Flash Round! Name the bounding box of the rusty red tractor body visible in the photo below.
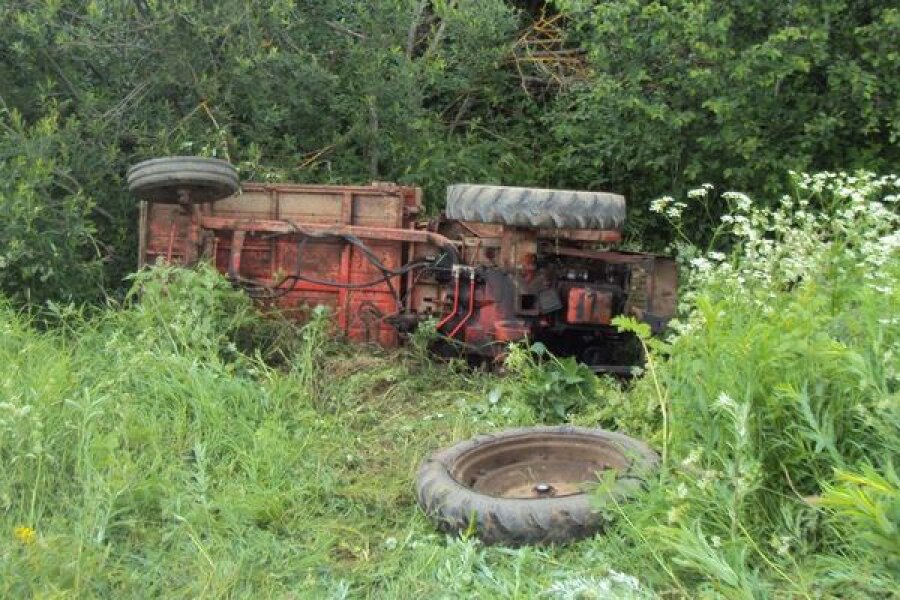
[131,157,676,372]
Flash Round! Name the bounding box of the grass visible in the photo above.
[2,171,899,598]
[0,267,637,598]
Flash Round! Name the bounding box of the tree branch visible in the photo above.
[406,0,429,58]
[325,20,366,40]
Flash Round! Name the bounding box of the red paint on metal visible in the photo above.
[436,275,461,331]
[448,273,476,339]
[566,288,613,325]
[166,218,177,262]
[493,320,530,342]
[198,216,458,250]
[227,229,246,279]
[141,182,425,346]
[136,178,678,363]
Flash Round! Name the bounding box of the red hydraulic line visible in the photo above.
[448,272,476,339]
[436,272,461,330]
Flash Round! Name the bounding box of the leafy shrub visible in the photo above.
[0,262,566,598]
[123,261,255,356]
[501,341,598,423]
[819,464,900,559]
[0,110,103,305]
[600,171,900,597]
[547,2,900,242]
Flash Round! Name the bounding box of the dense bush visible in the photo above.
[0,110,104,304]
[500,341,598,422]
[0,261,567,597]
[1,2,897,304]
[549,2,900,243]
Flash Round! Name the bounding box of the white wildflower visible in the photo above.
[665,201,688,219]
[770,535,792,557]
[690,257,712,273]
[667,506,684,524]
[681,448,702,467]
[723,191,752,211]
[649,196,674,214]
[543,571,648,599]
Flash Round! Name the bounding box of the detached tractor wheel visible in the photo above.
[416,426,657,546]
[127,156,240,203]
[445,184,626,230]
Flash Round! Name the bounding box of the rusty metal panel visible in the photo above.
[214,189,275,219]
[138,200,148,269]
[140,181,421,346]
[623,257,677,331]
[566,287,613,325]
[143,202,191,265]
[352,194,403,228]
[647,257,678,320]
[278,191,344,224]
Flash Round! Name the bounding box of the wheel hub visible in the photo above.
[450,432,630,499]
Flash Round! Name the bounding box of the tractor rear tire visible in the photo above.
[445,184,626,230]
[415,425,657,546]
[127,156,240,203]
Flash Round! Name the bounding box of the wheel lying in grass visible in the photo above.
[445,184,626,230]
[127,156,240,203]
[416,425,658,546]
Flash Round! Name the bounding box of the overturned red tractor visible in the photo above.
[130,157,676,372]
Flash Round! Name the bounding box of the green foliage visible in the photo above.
[820,464,900,559]
[3,2,897,305]
[291,304,334,406]
[596,172,900,597]
[0,265,598,598]
[546,1,900,242]
[124,261,254,355]
[501,341,599,422]
[0,109,103,305]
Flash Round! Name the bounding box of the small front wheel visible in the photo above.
[127,156,240,203]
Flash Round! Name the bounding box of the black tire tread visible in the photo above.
[415,425,657,546]
[446,184,626,231]
[127,156,239,203]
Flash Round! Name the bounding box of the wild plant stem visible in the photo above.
[609,494,688,597]
[737,520,809,599]
[641,338,668,470]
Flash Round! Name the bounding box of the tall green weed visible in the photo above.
[0,263,556,597]
[600,172,900,597]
